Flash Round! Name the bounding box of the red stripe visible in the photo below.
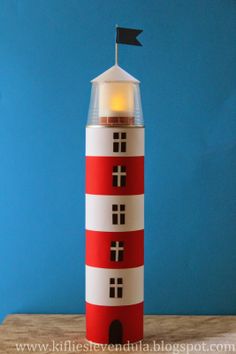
[86,302,143,344]
[86,230,144,268]
[86,156,144,195]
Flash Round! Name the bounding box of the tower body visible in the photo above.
[85,65,144,344]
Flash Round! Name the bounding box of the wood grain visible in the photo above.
[0,315,236,354]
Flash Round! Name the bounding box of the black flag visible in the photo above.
[116,27,143,46]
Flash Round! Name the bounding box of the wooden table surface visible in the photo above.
[0,315,236,354]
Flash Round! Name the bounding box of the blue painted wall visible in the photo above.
[0,0,236,322]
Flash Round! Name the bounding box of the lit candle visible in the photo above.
[99,82,134,118]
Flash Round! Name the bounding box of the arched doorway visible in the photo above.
[109,319,123,344]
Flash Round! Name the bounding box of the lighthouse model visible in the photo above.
[85,27,144,345]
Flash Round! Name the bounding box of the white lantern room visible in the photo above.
[87,65,143,126]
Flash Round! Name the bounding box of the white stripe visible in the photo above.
[86,265,144,306]
[86,127,144,157]
[86,194,144,232]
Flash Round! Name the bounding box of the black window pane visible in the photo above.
[110,278,115,284]
[113,142,119,152]
[120,204,125,211]
[110,250,116,262]
[112,204,118,211]
[113,175,118,187]
[112,214,118,225]
[111,241,116,247]
[117,287,123,298]
[117,278,123,284]
[113,166,118,172]
[121,132,126,139]
[121,142,126,152]
[121,166,126,172]
[118,250,124,261]
[113,132,119,139]
[120,214,125,225]
[110,287,115,298]
[121,175,126,187]
[119,241,124,247]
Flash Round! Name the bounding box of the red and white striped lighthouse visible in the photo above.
[85,64,144,344]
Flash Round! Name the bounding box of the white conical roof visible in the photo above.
[91,64,139,83]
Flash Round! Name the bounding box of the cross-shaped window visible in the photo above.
[113,132,127,153]
[112,204,125,225]
[110,241,124,262]
[112,165,126,187]
[109,277,123,298]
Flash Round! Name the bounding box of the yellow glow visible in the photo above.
[110,94,127,111]
[99,82,134,117]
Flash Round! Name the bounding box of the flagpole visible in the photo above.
[115,24,118,65]
[115,42,118,65]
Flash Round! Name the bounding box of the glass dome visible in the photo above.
[87,65,143,126]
